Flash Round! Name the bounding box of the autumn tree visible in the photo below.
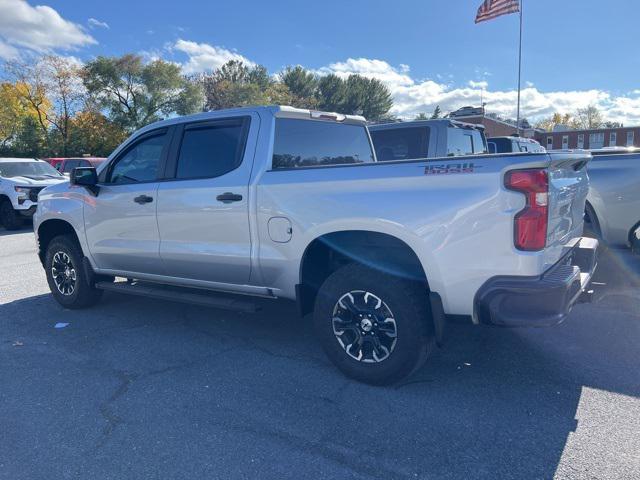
[574,104,604,129]
[67,110,128,157]
[6,56,88,155]
[0,82,42,150]
[535,112,575,131]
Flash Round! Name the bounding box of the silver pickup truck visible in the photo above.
[34,106,597,384]
[584,148,640,248]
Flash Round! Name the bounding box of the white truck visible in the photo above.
[34,106,597,384]
[0,158,67,230]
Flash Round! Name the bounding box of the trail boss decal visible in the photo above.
[424,162,480,175]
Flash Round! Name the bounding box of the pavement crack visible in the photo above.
[96,370,137,448]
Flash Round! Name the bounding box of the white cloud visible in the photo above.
[173,39,251,74]
[468,80,488,89]
[317,56,640,125]
[317,58,414,89]
[87,17,109,29]
[0,0,96,59]
[0,39,19,60]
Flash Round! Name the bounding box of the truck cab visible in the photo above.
[487,136,546,154]
[369,119,487,161]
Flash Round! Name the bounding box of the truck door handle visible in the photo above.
[134,195,153,204]
[216,192,243,203]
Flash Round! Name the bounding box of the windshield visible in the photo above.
[0,161,63,179]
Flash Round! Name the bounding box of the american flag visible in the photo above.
[475,0,520,23]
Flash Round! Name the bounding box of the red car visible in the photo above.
[45,157,107,175]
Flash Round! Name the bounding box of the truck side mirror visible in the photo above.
[70,167,99,195]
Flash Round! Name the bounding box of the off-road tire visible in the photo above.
[314,263,435,385]
[45,234,103,309]
[0,200,23,230]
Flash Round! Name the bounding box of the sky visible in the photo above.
[1,0,639,124]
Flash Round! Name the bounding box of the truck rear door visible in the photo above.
[155,114,258,285]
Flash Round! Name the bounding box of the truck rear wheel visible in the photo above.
[0,200,23,230]
[45,235,103,309]
[313,263,434,385]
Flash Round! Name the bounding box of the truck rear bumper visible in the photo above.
[474,237,598,327]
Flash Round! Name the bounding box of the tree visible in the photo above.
[430,105,442,119]
[574,104,604,129]
[6,56,87,155]
[342,75,393,121]
[202,60,292,111]
[535,112,575,131]
[10,116,48,157]
[414,112,429,120]
[280,66,318,108]
[83,54,202,132]
[317,74,347,113]
[316,74,393,121]
[0,82,42,150]
[67,110,128,157]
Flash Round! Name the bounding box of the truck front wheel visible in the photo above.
[0,200,23,230]
[45,235,103,309]
[313,263,434,385]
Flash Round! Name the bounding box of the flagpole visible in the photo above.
[515,0,523,136]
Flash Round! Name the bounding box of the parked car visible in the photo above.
[0,158,67,230]
[487,136,546,154]
[584,148,640,248]
[369,119,487,160]
[34,106,597,385]
[46,157,107,176]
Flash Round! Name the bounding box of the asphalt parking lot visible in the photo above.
[1,226,639,480]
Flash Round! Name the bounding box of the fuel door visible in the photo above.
[268,217,292,243]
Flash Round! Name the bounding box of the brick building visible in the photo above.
[532,126,640,150]
[448,107,538,138]
[448,106,640,150]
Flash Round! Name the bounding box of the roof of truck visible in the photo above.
[368,119,485,131]
[488,136,541,143]
[135,105,367,136]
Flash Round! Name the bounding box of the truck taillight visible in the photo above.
[505,168,548,251]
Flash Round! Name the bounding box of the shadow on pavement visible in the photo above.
[1,259,639,480]
[0,222,33,237]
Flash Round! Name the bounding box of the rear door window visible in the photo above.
[370,127,430,161]
[272,119,374,169]
[447,128,487,156]
[175,118,249,179]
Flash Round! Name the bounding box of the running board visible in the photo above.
[95,280,259,313]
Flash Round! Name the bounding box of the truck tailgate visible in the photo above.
[545,152,591,268]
